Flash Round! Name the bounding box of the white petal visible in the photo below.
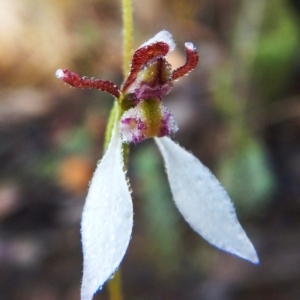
[81,126,133,300]
[139,30,176,53]
[155,137,259,263]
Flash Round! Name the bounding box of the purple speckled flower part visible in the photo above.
[159,106,178,137]
[119,102,178,144]
[120,108,147,144]
[134,82,173,100]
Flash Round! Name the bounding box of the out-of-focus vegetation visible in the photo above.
[1,0,300,299]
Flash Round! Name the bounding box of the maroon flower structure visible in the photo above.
[56,31,198,144]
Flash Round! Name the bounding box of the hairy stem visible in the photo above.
[106,1,134,300]
[122,0,133,77]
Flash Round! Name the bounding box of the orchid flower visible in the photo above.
[56,30,259,300]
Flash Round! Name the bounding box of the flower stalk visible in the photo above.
[107,269,123,300]
[106,0,134,298]
[122,0,133,77]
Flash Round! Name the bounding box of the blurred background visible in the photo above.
[1,0,300,299]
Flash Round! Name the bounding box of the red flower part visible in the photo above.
[172,42,199,81]
[55,69,121,98]
[121,42,170,94]
[133,57,173,100]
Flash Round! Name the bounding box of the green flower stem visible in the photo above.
[107,269,123,300]
[104,101,119,151]
[120,0,133,164]
[104,0,133,151]
[106,1,133,299]
[122,0,133,77]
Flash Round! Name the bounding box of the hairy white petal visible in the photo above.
[139,30,176,53]
[155,137,259,263]
[81,126,133,300]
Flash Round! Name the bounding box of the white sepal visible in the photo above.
[81,126,133,300]
[155,137,259,264]
[139,30,176,53]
